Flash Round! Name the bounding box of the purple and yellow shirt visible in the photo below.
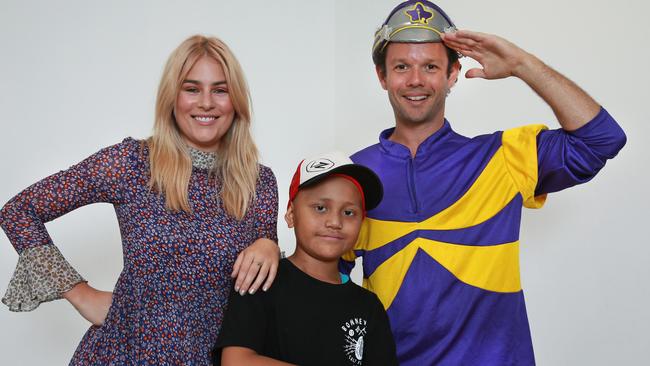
[342,108,626,365]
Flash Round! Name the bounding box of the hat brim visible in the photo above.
[299,164,384,211]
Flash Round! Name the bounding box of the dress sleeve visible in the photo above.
[212,287,268,364]
[0,138,137,311]
[363,294,399,366]
[253,165,278,243]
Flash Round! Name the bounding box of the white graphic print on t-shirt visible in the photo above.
[341,317,367,365]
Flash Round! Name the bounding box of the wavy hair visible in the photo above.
[148,35,259,219]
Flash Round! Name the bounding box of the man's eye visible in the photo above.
[426,64,438,71]
[395,64,407,71]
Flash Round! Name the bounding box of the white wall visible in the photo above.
[1,0,647,364]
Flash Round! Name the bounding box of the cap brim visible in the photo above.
[299,164,384,211]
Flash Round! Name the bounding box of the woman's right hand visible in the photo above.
[63,282,113,326]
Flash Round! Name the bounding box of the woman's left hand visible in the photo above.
[231,238,280,295]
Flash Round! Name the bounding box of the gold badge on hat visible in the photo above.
[404,2,434,25]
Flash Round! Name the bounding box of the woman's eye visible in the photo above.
[213,88,228,94]
[184,87,199,93]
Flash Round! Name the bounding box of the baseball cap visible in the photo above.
[288,151,383,212]
[372,0,457,64]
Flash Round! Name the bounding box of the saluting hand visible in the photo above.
[442,30,532,80]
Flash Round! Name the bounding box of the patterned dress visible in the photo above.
[0,138,279,365]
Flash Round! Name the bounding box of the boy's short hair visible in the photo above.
[288,151,383,212]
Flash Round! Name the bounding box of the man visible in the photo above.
[340,1,627,365]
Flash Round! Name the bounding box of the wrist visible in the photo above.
[511,50,543,80]
[63,282,91,303]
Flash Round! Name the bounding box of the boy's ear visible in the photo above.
[284,203,295,228]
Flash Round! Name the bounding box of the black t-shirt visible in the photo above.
[214,258,398,366]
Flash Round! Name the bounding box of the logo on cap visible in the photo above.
[306,159,335,172]
[405,2,434,24]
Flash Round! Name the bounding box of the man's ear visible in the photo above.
[284,203,295,228]
[376,65,388,90]
[448,60,461,89]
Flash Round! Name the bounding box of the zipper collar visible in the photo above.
[379,119,453,159]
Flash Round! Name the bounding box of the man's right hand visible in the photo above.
[63,282,113,326]
[441,30,600,131]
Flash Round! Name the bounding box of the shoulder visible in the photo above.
[345,281,385,308]
[258,163,276,180]
[95,137,147,160]
[256,164,277,192]
[75,137,147,169]
[500,125,549,153]
[351,143,382,163]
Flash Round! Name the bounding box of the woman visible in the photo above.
[0,35,279,365]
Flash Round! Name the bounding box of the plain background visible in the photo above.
[1,0,647,364]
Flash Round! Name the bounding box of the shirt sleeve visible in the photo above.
[253,165,278,243]
[339,219,372,275]
[501,107,626,208]
[0,138,137,311]
[535,107,627,195]
[213,287,268,364]
[363,294,399,366]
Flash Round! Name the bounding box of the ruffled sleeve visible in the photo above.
[2,244,85,311]
[0,138,140,311]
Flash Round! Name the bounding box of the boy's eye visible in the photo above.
[343,209,356,217]
[314,205,326,213]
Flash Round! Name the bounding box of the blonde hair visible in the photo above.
[148,35,259,219]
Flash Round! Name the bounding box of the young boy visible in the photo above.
[213,152,398,366]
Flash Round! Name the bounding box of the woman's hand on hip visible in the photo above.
[63,282,113,326]
[231,238,280,295]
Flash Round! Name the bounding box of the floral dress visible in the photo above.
[0,138,278,365]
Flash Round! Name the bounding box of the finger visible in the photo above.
[453,29,487,42]
[465,68,487,79]
[442,39,478,56]
[249,261,270,294]
[441,39,464,50]
[446,43,473,55]
[231,250,245,279]
[234,255,254,293]
[446,36,479,49]
[238,259,262,295]
[263,262,278,292]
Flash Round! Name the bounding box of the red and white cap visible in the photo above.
[288,151,383,212]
